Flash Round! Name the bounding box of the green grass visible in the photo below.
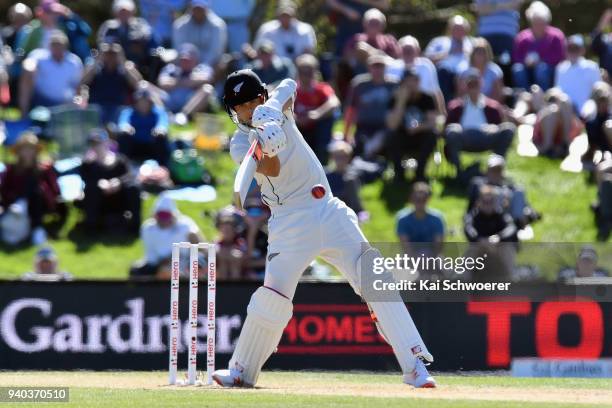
[0,115,606,280]
[2,371,611,408]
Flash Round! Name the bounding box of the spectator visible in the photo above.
[246,40,296,89]
[591,9,612,80]
[138,0,187,47]
[464,185,517,281]
[210,0,255,54]
[511,1,565,91]
[79,129,141,233]
[468,154,540,229]
[594,158,612,240]
[344,54,398,159]
[386,35,445,114]
[18,30,82,114]
[80,42,142,125]
[424,15,473,102]
[2,3,33,51]
[0,132,63,245]
[326,140,366,218]
[19,0,91,63]
[172,0,227,69]
[386,67,438,182]
[97,0,158,79]
[472,0,522,59]
[458,37,504,102]
[242,194,270,280]
[554,35,601,114]
[131,194,203,280]
[558,245,609,281]
[582,82,611,163]
[118,84,170,165]
[295,53,339,164]
[254,0,316,61]
[445,68,515,177]
[396,182,445,257]
[215,207,247,280]
[158,43,213,114]
[343,8,400,74]
[326,0,390,56]
[21,246,73,281]
[532,87,580,157]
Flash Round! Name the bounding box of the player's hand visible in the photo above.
[256,122,287,157]
[252,105,285,128]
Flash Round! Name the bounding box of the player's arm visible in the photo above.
[256,155,280,177]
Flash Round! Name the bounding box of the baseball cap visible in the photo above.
[567,34,585,48]
[257,40,275,54]
[113,0,135,13]
[487,154,506,168]
[367,54,386,66]
[36,246,57,262]
[223,69,266,112]
[154,195,177,216]
[191,0,210,9]
[134,84,153,101]
[277,0,296,16]
[579,245,598,262]
[88,128,110,144]
[178,43,200,60]
[461,67,481,82]
[49,30,68,46]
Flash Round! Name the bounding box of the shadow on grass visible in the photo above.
[67,222,138,253]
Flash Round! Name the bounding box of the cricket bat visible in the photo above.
[233,138,263,210]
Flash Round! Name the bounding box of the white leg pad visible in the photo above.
[228,287,293,386]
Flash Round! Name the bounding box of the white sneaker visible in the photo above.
[31,227,48,245]
[212,365,247,387]
[403,358,436,388]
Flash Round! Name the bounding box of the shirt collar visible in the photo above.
[465,94,485,108]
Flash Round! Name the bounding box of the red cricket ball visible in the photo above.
[311,184,326,199]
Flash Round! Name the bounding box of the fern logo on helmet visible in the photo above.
[233,82,244,94]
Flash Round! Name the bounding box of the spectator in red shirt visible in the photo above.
[0,132,63,245]
[295,54,341,164]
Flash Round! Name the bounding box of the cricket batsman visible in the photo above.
[212,69,436,388]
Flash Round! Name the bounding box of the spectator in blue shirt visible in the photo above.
[118,83,170,165]
[396,182,445,257]
[138,0,187,47]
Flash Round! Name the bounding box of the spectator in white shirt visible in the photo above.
[253,0,316,61]
[18,30,82,114]
[130,194,203,280]
[172,0,227,68]
[385,35,445,114]
[21,246,73,282]
[555,34,601,113]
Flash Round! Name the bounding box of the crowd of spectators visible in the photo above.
[0,0,609,282]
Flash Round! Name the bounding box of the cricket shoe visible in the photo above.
[403,357,436,388]
[212,364,248,387]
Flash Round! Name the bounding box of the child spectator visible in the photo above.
[118,84,170,165]
[386,67,438,182]
[558,245,609,281]
[20,246,72,281]
[396,182,445,258]
[158,43,213,114]
[444,68,515,178]
[464,185,517,281]
[18,30,82,114]
[172,0,227,69]
[468,154,540,229]
[254,0,316,61]
[0,132,63,245]
[424,15,473,102]
[511,1,565,91]
[326,140,366,220]
[344,54,398,159]
[80,42,142,125]
[246,41,296,89]
[98,0,158,79]
[79,129,141,233]
[131,194,203,280]
[215,207,248,280]
[295,54,340,164]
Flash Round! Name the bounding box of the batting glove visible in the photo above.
[252,105,285,128]
[256,122,287,157]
